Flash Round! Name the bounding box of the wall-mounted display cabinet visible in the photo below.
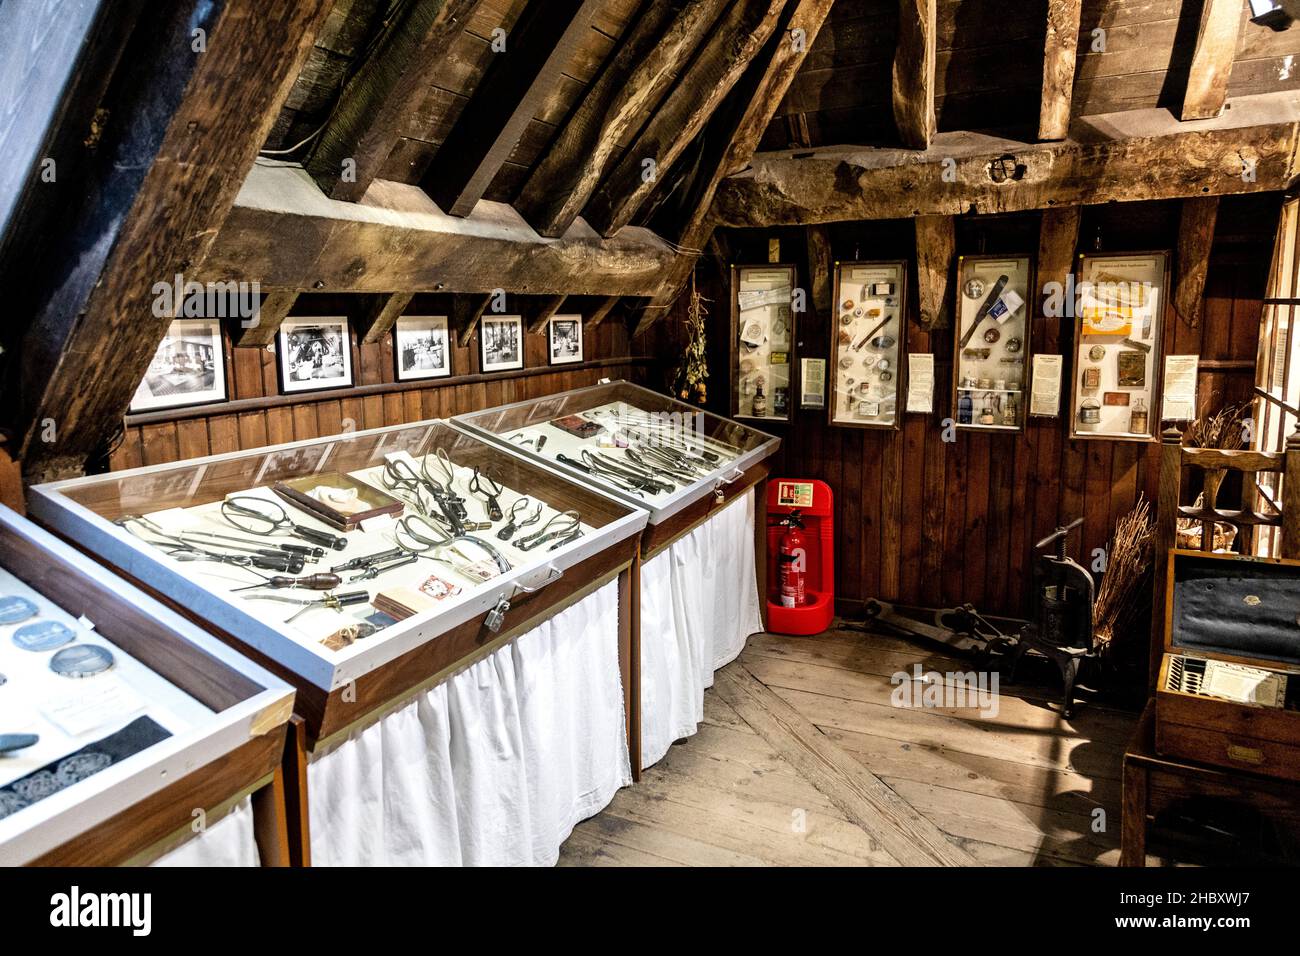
[952,254,1035,432]
[0,506,294,866]
[1068,251,1170,441]
[28,423,646,746]
[828,260,907,429]
[731,264,797,423]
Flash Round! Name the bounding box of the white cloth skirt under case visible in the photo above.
[151,796,260,866]
[305,579,630,866]
[638,489,763,771]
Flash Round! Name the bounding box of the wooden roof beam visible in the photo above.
[892,0,937,149]
[514,0,729,238]
[354,292,416,346]
[711,91,1300,227]
[524,294,568,335]
[304,0,477,202]
[580,0,787,238]
[199,164,679,298]
[1174,196,1220,329]
[234,291,300,348]
[1181,0,1244,121]
[419,0,602,217]
[630,0,838,335]
[1038,0,1082,141]
[2,0,330,479]
[453,293,493,349]
[914,215,954,331]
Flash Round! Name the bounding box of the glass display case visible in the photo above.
[731,264,797,422]
[828,260,907,429]
[1069,251,1169,441]
[0,505,293,866]
[28,422,646,721]
[451,380,781,527]
[952,254,1035,432]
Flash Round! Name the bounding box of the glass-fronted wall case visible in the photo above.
[452,380,781,524]
[828,260,907,429]
[952,254,1035,432]
[28,423,645,693]
[1068,251,1169,441]
[731,264,797,423]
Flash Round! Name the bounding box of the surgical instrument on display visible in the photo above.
[221,495,348,551]
[396,514,513,578]
[230,572,343,593]
[180,529,324,561]
[117,515,306,573]
[497,498,543,541]
[241,589,372,624]
[580,450,674,495]
[332,547,407,573]
[468,467,505,522]
[509,433,547,451]
[347,552,419,583]
[516,511,581,552]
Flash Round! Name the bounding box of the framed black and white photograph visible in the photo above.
[277,316,353,394]
[479,315,523,372]
[129,319,227,412]
[547,314,583,365]
[394,315,451,381]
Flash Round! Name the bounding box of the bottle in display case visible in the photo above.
[827,261,908,430]
[731,265,797,423]
[951,254,1034,432]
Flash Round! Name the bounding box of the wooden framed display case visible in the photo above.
[731,264,798,423]
[453,381,781,772]
[828,260,908,430]
[27,423,645,773]
[952,254,1035,432]
[1069,250,1170,441]
[0,505,295,866]
[1155,550,1300,782]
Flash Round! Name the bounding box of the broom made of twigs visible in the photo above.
[1182,401,1249,450]
[1094,494,1154,652]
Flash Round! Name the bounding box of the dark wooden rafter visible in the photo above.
[200,166,678,298]
[514,0,730,238]
[3,0,331,479]
[581,0,788,238]
[1039,0,1082,141]
[453,292,494,348]
[303,0,477,201]
[1174,196,1220,329]
[1035,205,1082,316]
[353,291,415,345]
[234,291,300,348]
[523,294,568,335]
[891,0,937,150]
[633,0,838,335]
[1181,0,1244,121]
[419,0,603,217]
[712,92,1300,227]
[913,215,954,331]
[583,295,622,330]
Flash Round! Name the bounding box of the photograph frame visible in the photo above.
[730,263,799,423]
[547,314,584,366]
[128,318,228,413]
[394,314,452,381]
[950,253,1036,434]
[826,259,909,431]
[1068,250,1171,442]
[276,316,354,395]
[479,314,524,373]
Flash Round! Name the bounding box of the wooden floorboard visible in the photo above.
[559,622,1138,867]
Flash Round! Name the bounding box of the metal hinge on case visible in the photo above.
[482,566,563,633]
[712,468,745,502]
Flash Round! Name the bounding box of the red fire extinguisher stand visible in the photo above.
[765,479,834,635]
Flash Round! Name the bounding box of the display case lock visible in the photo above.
[712,468,745,502]
[484,596,511,634]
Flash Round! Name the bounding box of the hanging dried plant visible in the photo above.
[1094,495,1154,653]
[1182,401,1249,450]
[670,272,709,405]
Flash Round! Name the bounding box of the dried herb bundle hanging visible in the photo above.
[671,272,709,405]
[1094,494,1154,654]
[1182,401,1249,449]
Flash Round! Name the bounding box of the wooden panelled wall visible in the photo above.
[713,194,1280,618]
[109,294,649,471]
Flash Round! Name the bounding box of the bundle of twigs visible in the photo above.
[1094,495,1154,653]
[670,272,710,405]
[1182,401,1249,449]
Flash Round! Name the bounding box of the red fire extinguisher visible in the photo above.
[777,510,807,609]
